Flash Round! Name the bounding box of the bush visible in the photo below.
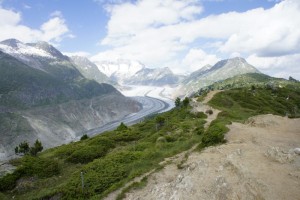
[0,156,60,191]
[66,146,109,163]
[0,172,21,191]
[112,130,141,142]
[117,122,128,131]
[182,97,190,107]
[67,137,115,163]
[201,121,228,146]
[19,156,60,178]
[194,126,205,135]
[80,134,89,140]
[205,109,213,115]
[193,112,207,118]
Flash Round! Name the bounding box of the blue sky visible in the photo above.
[0,0,300,78]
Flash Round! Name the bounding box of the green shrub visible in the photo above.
[201,121,228,147]
[0,156,59,192]
[66,146,108,164]
[0,172,21,191]
[112,130,141,142]
[80,134,89,140]
[116,122,128,131]
[193,111,207,118]
[18,156,60,178]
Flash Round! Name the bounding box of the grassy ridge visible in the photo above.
[0,106,206,199]
[200,83,300,148]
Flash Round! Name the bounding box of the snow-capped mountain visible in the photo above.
[0,39,67,61]
[0,39,142,160]
[181,57,260,95]
[71,56,110,84]
[94,59,145,83]
[94,59,181,86]
[126,67,180,86]
[0,39,66,72]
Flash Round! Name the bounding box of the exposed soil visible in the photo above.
[124,114,300,200]
[104,91,221,200]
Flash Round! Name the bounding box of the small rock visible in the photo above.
[294,148,300,155]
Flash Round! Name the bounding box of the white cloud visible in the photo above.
[95,0,300,77]
[182,48,219,72]
[247,53,300,79]
[23,4,31,9]
[93,0,203,68]
[50,10,63,18]
[0,8,73,45]
[40,17,70,43]
[219,1,300,57]
[102,0,202,46]
[0,7,20,26]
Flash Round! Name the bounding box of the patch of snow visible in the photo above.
[94,59,144,78]
[0,43,54,59]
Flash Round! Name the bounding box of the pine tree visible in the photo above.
[182,97,190,107]
[30,139,43,156]
[175,97,181,107]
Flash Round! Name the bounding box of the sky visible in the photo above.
[0,0,300,79]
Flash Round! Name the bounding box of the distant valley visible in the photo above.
[0,39,142,160]
[0,38,293,161]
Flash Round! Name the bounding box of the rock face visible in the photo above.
[124,115,300,200]
[70,56,110,84]
[0,39,142,161]
[181,57,260,95]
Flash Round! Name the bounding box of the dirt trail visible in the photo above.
[104,91,222,200]
[191,90,221,129]
[124,114,300,200]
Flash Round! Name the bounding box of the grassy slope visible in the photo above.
[1,74,299,199]
[0,51,117,109]
[0,106,206,199]
[200,82,300,148]
[197,73,294,94]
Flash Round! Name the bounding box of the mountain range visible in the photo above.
[0,38,270,160]
[95,60,181,86]
[0,39,141,160]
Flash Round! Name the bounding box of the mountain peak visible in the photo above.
[212,57,258,72]
[0,39,23,48]
[229,57,247,62]
[27,41,66,60]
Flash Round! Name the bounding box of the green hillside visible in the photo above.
[199,83,300,148]
[197,73,294,95]
[0,51,117,109]
[1,74,299,199]
[0,105,206,199]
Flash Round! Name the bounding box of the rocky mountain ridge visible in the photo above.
[180,57,261,95]
[0,39,142,161]
[70,56,110,84]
